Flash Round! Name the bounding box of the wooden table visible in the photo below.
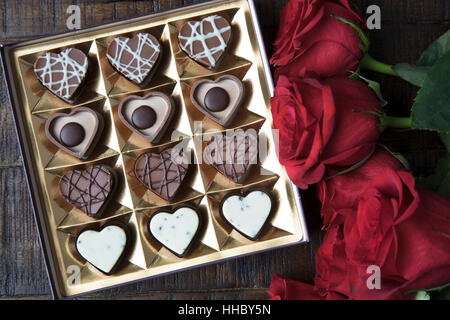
[0,0,447,299]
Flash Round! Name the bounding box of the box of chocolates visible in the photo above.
[0,0,309,298]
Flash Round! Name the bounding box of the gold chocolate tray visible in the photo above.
[0,0,308,298]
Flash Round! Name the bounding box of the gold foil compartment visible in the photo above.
[122,138,205,211]
[135,196,219,267]
[96,24,178,97]
[6,0,306,297]
[44,154,132,228]
[56,212,148,287]
[32,99,120,170]
[19,40,105,114]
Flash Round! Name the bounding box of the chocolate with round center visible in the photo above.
[203,130,258,184]
[34,48,88,104]
[59,165,117,217]
[132,105,157,129]
[204,87,229,112]
[45,107,104,160]
[60,122,85,147]
[134,148,189,200]
[178,15,232,70]
[118,91,175,144]
[190,74,244,127]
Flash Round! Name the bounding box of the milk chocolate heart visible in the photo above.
[178,15,232,70]
[190,74,244,127]
[76,223,130,275]
[149,205,201,257]
[107,33,161,86]
[59,165,117,218]
[134,148,189,200]
[220,188,273,240]
[118,92,174,144]
[34,48,88,103]
[45,107,104,160]
[204,130,258,184]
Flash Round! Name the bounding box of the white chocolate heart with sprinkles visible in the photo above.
[149,206,200,257]
[76,225,128,274]
[220,189,272,240]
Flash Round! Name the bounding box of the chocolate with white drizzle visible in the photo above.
[59,165,117,218]
[134,148,189,201]
[34,48,88,103]
[107,33,161,86]
[178,15,232,70]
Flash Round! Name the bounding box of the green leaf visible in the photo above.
[414,290,431,300]
[440,132,450,152]
[392,63,431,87]
[351,72,388,106]
[411,51,450,133]
[417,30,450,67]
[417,154,450,198]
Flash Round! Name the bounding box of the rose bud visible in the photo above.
[270,0,367,80]
[270,74,381,190]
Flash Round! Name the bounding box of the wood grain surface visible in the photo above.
[0,0,448,300]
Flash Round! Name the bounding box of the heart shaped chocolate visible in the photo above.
[149,206,201,257]
[118,92,174,144]
[59,165,116,217]
[34,48,88,103]
[134,148,189,200]
[190,74,244,127]
[45,107,104,160]
[107,33,161,86]
[178,15,232,70]
[204,130,258,184]
[76,223,129,275]
[220,189,273,240]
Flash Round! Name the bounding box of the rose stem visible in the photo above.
[360,54,398,76]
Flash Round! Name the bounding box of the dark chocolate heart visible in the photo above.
[45,107,104,160]
[203,130,258,184]
[59,165,116,217]
[190,74,244,127]
[107,32,161,85]
[178,15,232,69]
[118,91,175,144]
[134,148,189,200]
[34,48,88,103]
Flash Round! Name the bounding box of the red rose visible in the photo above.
[318,147,406,227]
[271,0,366,79]
[269,189,450,299]
[270,74,381,189]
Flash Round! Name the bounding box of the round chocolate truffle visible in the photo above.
[132,105,157,129]
[60,122,85,147]
[204,87,229,112]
